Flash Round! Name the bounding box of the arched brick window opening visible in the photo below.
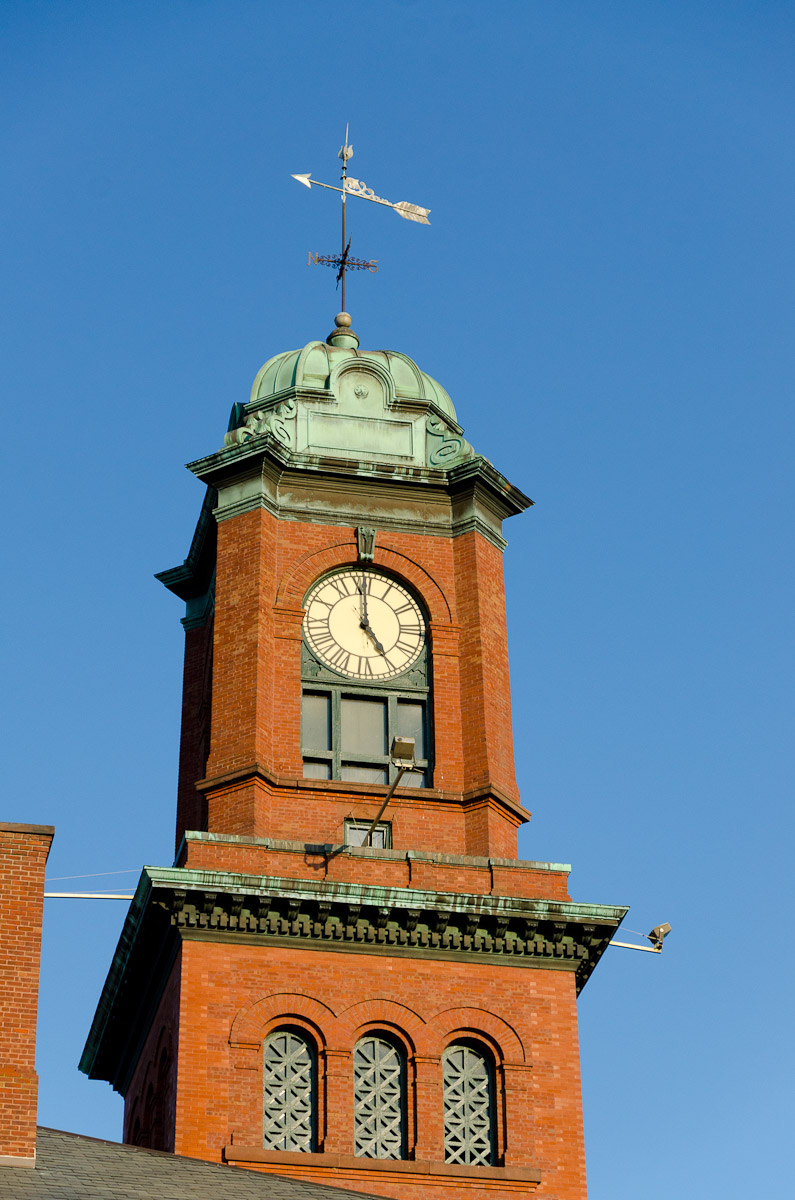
[129,1106,142,1147]
[442,1041,496,1166]
[353,1034,407,1160]
[138,1081,156,1149]
[149,1046,171,1152]
[262,1028,316,1152]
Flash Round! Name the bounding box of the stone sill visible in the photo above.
[224,1145,541,1189]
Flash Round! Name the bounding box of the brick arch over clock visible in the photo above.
[275,536,453,624]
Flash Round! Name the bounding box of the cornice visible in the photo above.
[81,864,627,1091]
[186,439,531,551]
[155,486,218,601]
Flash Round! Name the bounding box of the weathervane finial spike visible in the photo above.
[338,123,353,163]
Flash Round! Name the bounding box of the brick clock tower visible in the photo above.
[81,311,626,1199]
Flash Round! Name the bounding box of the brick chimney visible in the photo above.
[0,822,54,1167]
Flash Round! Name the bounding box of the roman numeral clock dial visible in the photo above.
[303,569,425,680]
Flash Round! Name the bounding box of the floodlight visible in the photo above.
[359,737,417,848]
[610,920,672,954]
[648,923,672,950]
[390,736,416,768]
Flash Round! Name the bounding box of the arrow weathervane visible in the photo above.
[292,126,431,311]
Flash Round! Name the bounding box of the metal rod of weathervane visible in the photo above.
[340,125,350,311]
[292,127,430,309]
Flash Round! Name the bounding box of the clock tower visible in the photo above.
[82,311,626,1200]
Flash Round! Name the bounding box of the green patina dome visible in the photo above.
[250,341,457,423]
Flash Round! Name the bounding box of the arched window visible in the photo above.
[262,1030,316,1152]
[442,1042,495,1166]
[150,1046,171,1151]
[353,1034,407,1159]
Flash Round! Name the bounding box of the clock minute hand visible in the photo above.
[358,575,369,625]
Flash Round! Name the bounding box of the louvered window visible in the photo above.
[353,1035,406,1159]
[262,1030,315,1152]
[442,1042,495,1165]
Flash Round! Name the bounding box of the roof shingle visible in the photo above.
[0,1129,386,1200]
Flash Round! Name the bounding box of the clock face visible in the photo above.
[303,569,425,680]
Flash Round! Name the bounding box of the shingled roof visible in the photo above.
[0,1129,386,1200]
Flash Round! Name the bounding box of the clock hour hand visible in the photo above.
[361,620,387,657]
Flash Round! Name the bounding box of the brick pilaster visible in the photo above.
[0,822,54,1167]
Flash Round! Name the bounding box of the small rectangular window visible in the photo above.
[345,821,392,848]
[341,697,387,757]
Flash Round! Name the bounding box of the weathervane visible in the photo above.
[292,126,431,311]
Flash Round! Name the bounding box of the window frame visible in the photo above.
[301,685,431,787]
[441,1040,497,1167]
[352,1032,408,1160]
[345,819,393,848]
[261,1028,317,1153]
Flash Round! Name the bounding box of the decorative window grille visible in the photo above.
[262,1030,315,1152]
[442,1043,495,1166]
[353,1036,406,1159]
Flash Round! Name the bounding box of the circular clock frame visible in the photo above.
[303,568,426,681]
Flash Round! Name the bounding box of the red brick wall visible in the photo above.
[200,510,523,856]
[164,938,586,1200]
[180,835,572,903]
[123,949,181,1152]
[452,532,519,801]
[198,775,525,860]
[175,617,213,854]
[0,822,53,1166]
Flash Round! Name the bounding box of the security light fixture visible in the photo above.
[609,921,672,954]
[648,922,672,950]
[390,736,417,769]
[361,736,416,847]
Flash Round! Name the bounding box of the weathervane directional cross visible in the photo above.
[292,125,431,311]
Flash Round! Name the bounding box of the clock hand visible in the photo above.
[361,622,387,657]
[358,571,369,626]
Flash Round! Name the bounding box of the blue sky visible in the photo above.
[2,2,792,1196]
